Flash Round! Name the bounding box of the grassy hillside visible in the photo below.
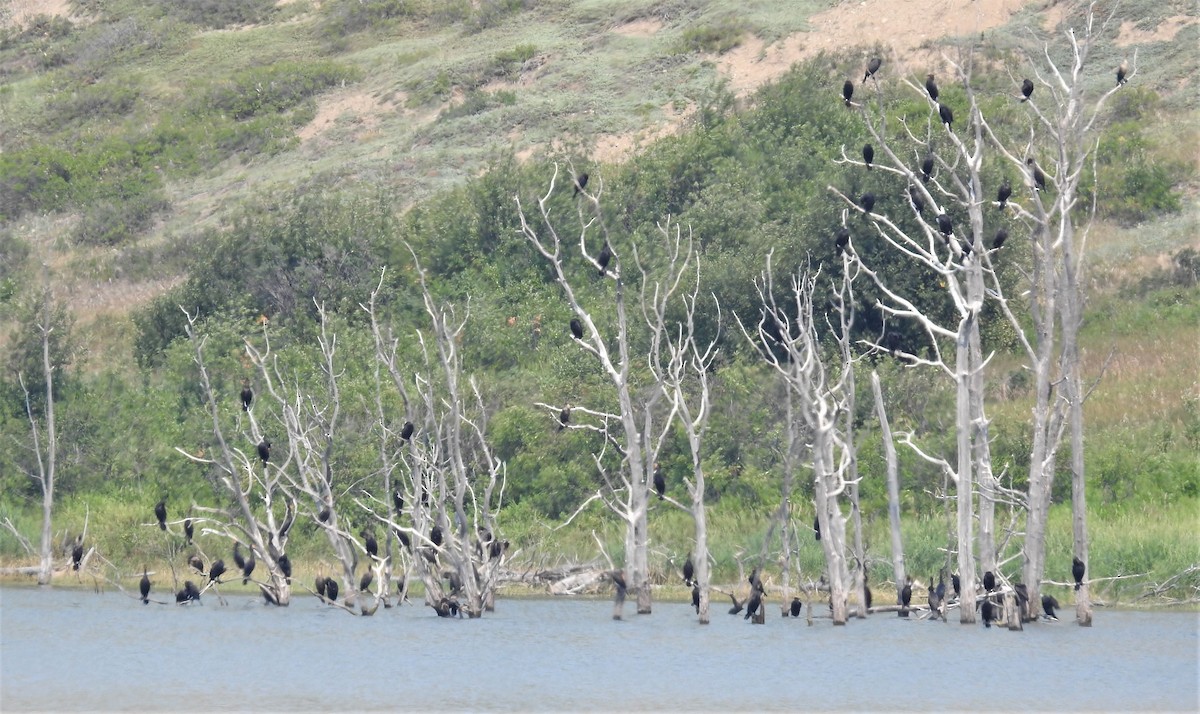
[1,0,1197,600]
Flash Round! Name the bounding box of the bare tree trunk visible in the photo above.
[35,302,57,586]
[955,315,977,623]
[872,372,906,594]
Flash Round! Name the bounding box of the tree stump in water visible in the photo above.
[1004,592,1022,631]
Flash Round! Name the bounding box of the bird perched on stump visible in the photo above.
[981,598,995,627]
[842,80,854,107]
[862,143,874,170]
[983,570,996,592]
[1020,78,1034,102]
[900,575,913,617]
[691,584,700,613]
[790,597,802,618]
[359,569,373,592]
[1072,557,1085,591]
[863,57,882,82]
[927,574,942,620]
[1041,594,1059,620]
[573,172,589,197]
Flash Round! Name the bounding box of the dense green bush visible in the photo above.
[203,61,361,121]
[153,0,277,28]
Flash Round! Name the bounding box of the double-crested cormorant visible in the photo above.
[813,515,821,541]
[1014,582,1029,616]
[842,80,854,107]
[257,438,271,464]
[692,584,700,613]
[863,57,882,82]
[597,243,612,276]
[789,596,802,617]
[573,172,589,197]
[315,576,327,599]
[232,543,245,571]
[71,538,84,571]
[653,463,666,500]
[744,588,762,621]
[938,103,954,130]
[393,490,404,514]
[569,318,583,340]
[835,227,850,254]
[860,192,875,213]
[1116,59,1128,86]
[208,559,226,583]
[728,592,745,615]
[1041,594,1059,620]
[364,531,378,559]
[558,404,571,431]
[952,573,961,598]
[176,580,201,603]
[997,180,1012,209]
[682,553,695,587]
[1072,556,1085,591]
[928,574,942,619]
[900,576,913,617]
[936,213,953,238]
[140,568,151,604]
[240,380,253,411]
[183,518,194,543]
[278,554,292,582]
[864,583,873,610]
[981,597,995,627]
[395,528,411,550]
[611,570,628,601]
[359,569,373,592]
[1027,158,1046,191]
[1020,78,1034,102]
[400,421,414,441]
[431,525,444,547]
[154,500,167,531]
[242,552,255,584]
[909,186,925,215]
[925,73,939,101]
[189,555,205,575]
[992,228,1008,250]
[983,570,996,592]
[921,155,934,183]
[317,507,331,523]
[862,143,874,170]
[325,578,339,602]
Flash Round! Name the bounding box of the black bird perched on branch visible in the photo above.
[154,499,167,531]
[395,528,411,550]
[364,531,378,559]
[860,192,875,214]
[431,525,444,547]
[653,463,666,500]
[862,143,874,170]
[937,213,953,238]
[569,318,583,340]
[744,588,763,621]
[176,580,201,603]
[315,576,327,599]
[1014,582,1029,617]
[983,570,996,592]
[359,569,373,592]
[257,438,271,464]
[925,73,939,101]
[938,103,954,130]
[900,575,913,617]
[573,172,589,197]
[183,518,193,544]
[71,537,84,571]
[921,155,934,183]
[909,186,925,215]
[240,380,253,411]
[325,578,338,602]
[558,404,571,431]
[863,57,882,82]
[1116,59,1128,86]
[140,568,151,604]
[952,573,961,599]
[1027,158,1046,192]
[790,597,802,618]
[597,243,612,276]
[835,227,850,254]
[189,555,205,575]
[208,559,226,584]
[317,507,331,523]
[393,490,404,515]
[1041,594,1059,620]
[842,80,854,107]
[242,552,255,585]
[813,515,821,541]
[692,584,700,613]
[1020,78,1034,102]
[683,553,695,587]
[400,421,414,442]
[278,554,292,582]
[232,543,245,572]
[981,597,995,627]
[1072,557,1085,591]
[997,180,1012,209]
[928,574,942,620]
[992,228,1008,251]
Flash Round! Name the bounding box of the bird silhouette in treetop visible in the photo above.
[573,172,589,197]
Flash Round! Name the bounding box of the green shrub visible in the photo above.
[154,0,277,28]
[677,18,747,55]
[203,60,361,121]
[71,191,169,247]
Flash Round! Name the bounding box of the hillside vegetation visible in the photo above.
[1,0,1197,600]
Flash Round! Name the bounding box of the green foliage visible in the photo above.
[153,0,278,28]
[677,18,747,54]
[203,61,361,121]
[1,289,75,418]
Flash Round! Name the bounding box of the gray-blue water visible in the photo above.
[1,586,1197,712]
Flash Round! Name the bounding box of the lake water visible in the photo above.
[1,586,1197,712]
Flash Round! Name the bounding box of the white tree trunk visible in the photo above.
[872,372,906,593]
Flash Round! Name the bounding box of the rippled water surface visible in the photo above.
[1,586,1197,711]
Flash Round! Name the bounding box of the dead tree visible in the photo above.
[871,371,907,601]
[517,166,693,615]
[366,261,507,618]
[740,256,856,625]
[176,311,296,606]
